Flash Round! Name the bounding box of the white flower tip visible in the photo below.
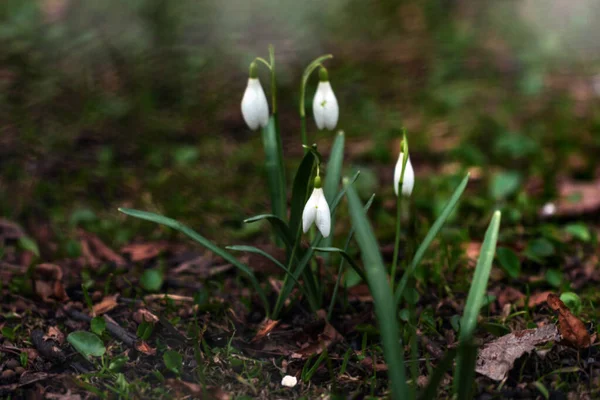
[394,153,415,197]
[312,81,339,131]
[241,78,269,131]
[281,375,297,388]
[302,188,331,237]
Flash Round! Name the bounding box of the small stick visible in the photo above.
[63,308,137,348]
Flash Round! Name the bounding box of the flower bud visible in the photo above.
[241,63,269,130]
[302,176,331,237]
[393,152,414,197]
[312,67,339,131]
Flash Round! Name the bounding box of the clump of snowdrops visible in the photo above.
[120,45,501,400]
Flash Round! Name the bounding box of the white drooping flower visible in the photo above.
[281,375,298,388]
[312,67,339,131]
[302,176,331,238]
[241,63,269,130]
[393,152,415,197]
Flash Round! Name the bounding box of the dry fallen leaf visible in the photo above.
[92,295,119,316]
[252,319,280,343]
[43,326,65,346]
[133,309,159,324]
[33,264,68,303]
[546,293,591,348]
[165,379,231,400]
[135,341,156,355]
[291,321,343,359]
[121,242,169,263]
[476,324,560,381]
[544,179,600,217]
[78,230,126,268]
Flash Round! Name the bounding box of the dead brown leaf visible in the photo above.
[135,341,156,355]
[547,293,591,348]
[133,309,159,324]
[547,179,600,217]
[476,324,560,381]
[32,264,68,303]
[291,321,343,359]
[494,286,525,308]
[252,319,280,343]
[92,295,119,316]
[165,379,231,400]
[43,326,65,346]
[518,291,554,308]
[78,230,126,268]
[360,355,388,372]
[121,242,169,263]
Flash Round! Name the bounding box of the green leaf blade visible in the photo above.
[454,210,502,399]
[344,180,408,399]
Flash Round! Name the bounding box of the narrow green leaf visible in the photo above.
[226,245,302,288]
[454,210,501,398]
[261,116,287,228]
[313,247,367,283]
[118,208,270,317]
[244,214,294,250]
[345,180,408,399]
[67,331,106,359]
[327,193,375,320]
[396,173,470,304]
[321,131,345,259]
[288,151,317,238]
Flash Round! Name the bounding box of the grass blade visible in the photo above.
[313,247,367,283]
[326,193,375,320]
[344,180,409,400]
[321,131,345,259]
[261,115,287,231]
[395,173,470,304]
[243,214,294,250]
[454,210,502,399]
[226,245,303,289]
[118,208,270,316]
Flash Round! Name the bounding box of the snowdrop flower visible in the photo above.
[241,62,269,130]
[281,375,298,388]
[302,176,331,238]
[312,67,339,131]
[393,151,415,197]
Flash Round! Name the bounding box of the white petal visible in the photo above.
[302,188,319,233]
[241,78,269,130]
[394,153,415,197]
[314,191,331,238]
[281,375,297,388]
[312,83,327,130]
[322,83,339,130]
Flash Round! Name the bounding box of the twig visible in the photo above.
[63,308,137,348]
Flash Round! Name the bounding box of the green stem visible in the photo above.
[299,54,333,149]
[268,45,277,114]
[390,195,403,285]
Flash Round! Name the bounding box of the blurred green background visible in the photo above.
[1,0,600,250]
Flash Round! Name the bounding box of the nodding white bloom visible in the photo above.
[312,67,339,131]
[302,176,331,238]
[393,152,415,197]
[241,62,269,130]
[281,375,298,388]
